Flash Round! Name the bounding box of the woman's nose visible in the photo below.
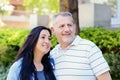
[45,38,50,43]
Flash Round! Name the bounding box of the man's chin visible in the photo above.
[63,38,73,43]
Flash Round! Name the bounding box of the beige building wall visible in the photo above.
[78,3,111,28]
[29,14,49,28]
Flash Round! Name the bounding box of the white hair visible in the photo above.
[52,12,74,26]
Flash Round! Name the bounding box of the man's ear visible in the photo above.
[50,27,55,35]
[73,24,77,35]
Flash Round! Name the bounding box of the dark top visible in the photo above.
[37,71,45,80]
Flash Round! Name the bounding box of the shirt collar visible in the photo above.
[70,35,82,46]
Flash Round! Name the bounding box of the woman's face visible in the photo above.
[34,29,51,55]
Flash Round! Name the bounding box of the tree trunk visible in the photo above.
[60,0,80,35]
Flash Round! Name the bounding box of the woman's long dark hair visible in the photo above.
[15,26,56,80]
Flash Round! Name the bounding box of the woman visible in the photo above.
[7,26,56,80]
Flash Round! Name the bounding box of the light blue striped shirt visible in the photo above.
[50,35,110,80]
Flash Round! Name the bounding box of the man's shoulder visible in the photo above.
[50,44,60,57]
[77,36,96,46]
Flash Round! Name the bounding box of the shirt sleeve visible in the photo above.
[88,44,110,76]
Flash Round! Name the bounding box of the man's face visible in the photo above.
[52,15,76,45]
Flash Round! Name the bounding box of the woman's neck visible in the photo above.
[34,61,43,71]
[33,52,44,71]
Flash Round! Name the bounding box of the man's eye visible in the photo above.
[68,24,72,27]
[59,25,64,28]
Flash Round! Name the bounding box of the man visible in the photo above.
[50,12,112,80]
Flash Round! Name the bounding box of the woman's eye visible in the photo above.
[41,36,45,39]
[48,37,51,40]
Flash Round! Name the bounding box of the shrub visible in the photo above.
[0,66,9,80]
[80,27,120,54]
[104,53,120,79]
[0,28,29,67]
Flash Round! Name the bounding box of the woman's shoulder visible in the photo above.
[9,58,23,71]
[7,58,23,80]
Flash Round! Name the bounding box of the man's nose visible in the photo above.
[64,25,70,31]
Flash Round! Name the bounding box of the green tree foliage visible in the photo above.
[0,0,14,15]
[23,0,59,14]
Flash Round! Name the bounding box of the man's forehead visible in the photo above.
[56,16,72,22]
